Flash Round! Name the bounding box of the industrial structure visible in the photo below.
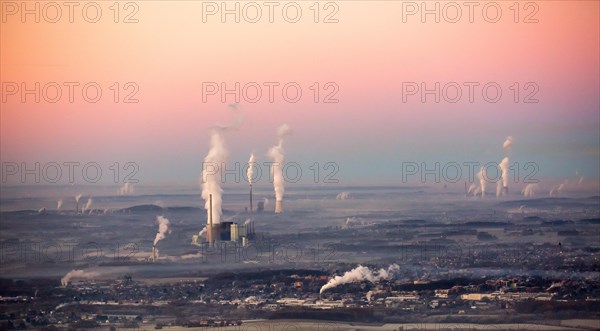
[192,194,255,248]
[151,246,157,262]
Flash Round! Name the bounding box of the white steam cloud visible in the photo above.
[336,192,349,200]
[496,136,513,198]
[550,183,565,196]
[320,264,400,294]
[57,200,63,210]
[61,269,99,287]
[201,130,228,224]
[247,153,256,184]
[478,167,486,197]
[499,157,510,189]
[82,198,93,213]
[502,136,514,153]
[522,183,538,197]
[153,216,170,246]
[119,182,134,195]
[268,124,292,201]
[200,106,242,225]
[75,194,82,203]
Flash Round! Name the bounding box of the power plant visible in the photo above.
[192,194,255,248]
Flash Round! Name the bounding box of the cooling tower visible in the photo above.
[275,200,283,213]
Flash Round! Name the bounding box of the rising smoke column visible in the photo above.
[497,136,513,197]
[550,182,566,196]
[153,216,170,246]
[199,226,207,238]
[247,153,256,212]
[268,124,292,213]
[199,105,242,224]
[319,264,400,294]
[119,182,134,195]
[75,194,82,213]
[61,269,99,287]
[57,200,63,210]
[201,130,228,224]
[152,216,170,261]
[477,167,486,197]
[82,198,93,213]
[247,153,256,184]
[503,136,514,153]
[496,156,509,196]
[522,183,538,197]
[336,192,349,200]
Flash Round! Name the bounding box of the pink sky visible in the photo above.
[1,1,598,185]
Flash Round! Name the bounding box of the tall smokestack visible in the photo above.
[247,153,255,212]
[275,200,282,214]
[249,185,253,213]
[152,246,157,262]
[207,194,214,245]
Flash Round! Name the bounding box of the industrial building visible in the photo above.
[191,194,255,248]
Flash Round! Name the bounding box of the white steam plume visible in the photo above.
[75,194,82,203]
[61,269,99,287]
[503,136,514,153]
[153,216,170,246]
[477,167,486,197]
[119,182,134,195]
[336,192,349,200]
[247,154,256,184]
[496,157,509,197]
[82,198,93,213]
[467,183,479,196]
[200,106,242,224]
[57,200,63,210]
[320,264,400,294]
[496,180,503,197]
[550,183,565,196]
[268,124,292,201]
[199,226,207,238]
[522,183,538,197]
[499,157,510,188]
[201,130,228,224]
